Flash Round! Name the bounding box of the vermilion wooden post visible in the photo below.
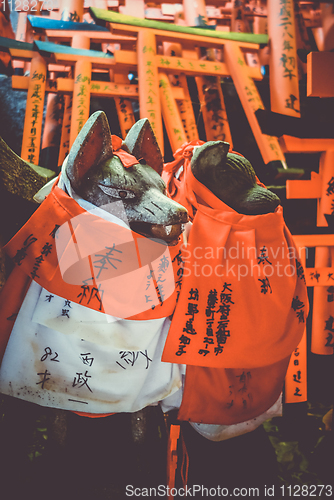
[317,150,334,227]
[41,71,62,169]
[137,30,164,153]
[20,53,47,165]
[59,0,84,23]
[231,0,247,33]
[182,0,207,26]
[195,73,233,144]
[253,0,267,36]
[58,0,84,165]
[58,90,73,167]
[114,74,136,138]
[224,42,286,165]
[159,72,188,153]
[114,96,136,138]
[41,0,63,171]
[182,0,233,146]
[69,34,92,148]
[285,331,308,403]
[312,151,334,355]
[13,1,41,75]
[283,142,334,360]
[267,0,301,117]
[163,43,198,143]
[285,244,307,403]
[107,0,149,141]
[321,3,334,51]
[311,247,334,355]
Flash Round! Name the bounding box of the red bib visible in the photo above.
[162,145,308,424]
[3,183,182,321]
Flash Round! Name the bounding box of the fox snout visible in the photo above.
[129,191,188,245]
[191,142,281,215]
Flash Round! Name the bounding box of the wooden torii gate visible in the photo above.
[1,34,186,167]
[90,8,287,166]
[27,10,139,164]
[281,136,334,357]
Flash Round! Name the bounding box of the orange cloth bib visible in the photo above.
[3,183,182,321]
[162,145,308,424]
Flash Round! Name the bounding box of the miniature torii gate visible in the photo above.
[280,136,334,359]
[1,34,185,166]
[3,37,114,165]
[178,0,232,147]
[27,3,139,164]
[26,13,137,163]
[285,233,334,405]
[90,8,287,165]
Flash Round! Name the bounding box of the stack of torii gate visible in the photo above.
[1,0,334,422]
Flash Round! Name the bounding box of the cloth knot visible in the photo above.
[174,140,206,160]
[110,135,139,168]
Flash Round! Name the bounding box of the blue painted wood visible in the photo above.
[27,16,109,32]
[0,36,34,52]
[33,40,113,59]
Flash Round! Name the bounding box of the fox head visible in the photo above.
[191,141,280,215]
[65,111,188,245]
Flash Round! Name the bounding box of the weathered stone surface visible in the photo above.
[0,135,55,203]
[0,76,26,154]
[0,136,55,290]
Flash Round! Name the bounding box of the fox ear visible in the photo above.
[66,111,114,190]
[191,141,230,183]
[123,118,163,175]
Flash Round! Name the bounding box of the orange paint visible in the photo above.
[279,136,334,154]
[285,331,307,403]
[286,172,321,200]
[137,30,164,153]
[253,0,267,35]
[318,150,334,227]
[107,21,262,51]
[196,74,233,144]
[224,42,286,165]
[284,245,307,403]
[166,424,180,495]
[69,35,91,149]
[311,247,334,355]
[178,5,232,147]
[182,0,207,27]
[114,97,136,138]
[69,58,91,148]
[231,0,247,33]
[59,0,84,23]
[0,2,14,70]
[57,1,84,165]
[21,53,47,165]
[58,94,72,167]
[113,50,264,80]
[307,52,334,98]
[268,0,301,117]
[41,90,61,150]
[163,43,198,143]
[159,72,187,153]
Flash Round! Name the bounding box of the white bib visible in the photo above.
[0,280,182,413]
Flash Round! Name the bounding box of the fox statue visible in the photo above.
[0,112,191,499]
[161,139,309,488]
[0,111,189,416]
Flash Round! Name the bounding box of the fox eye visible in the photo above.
[119,190,131,199]
[98,185,136,199]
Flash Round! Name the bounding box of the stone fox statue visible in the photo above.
[0,111,188,416]
[161,140,309,486]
